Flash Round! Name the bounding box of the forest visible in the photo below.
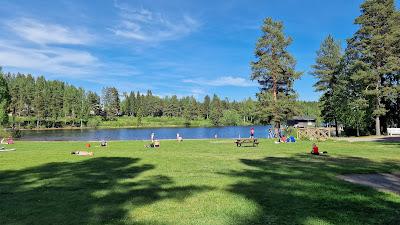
[0,71,320,129]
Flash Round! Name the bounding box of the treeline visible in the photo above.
[0,71,263,128]
[1,71,320,129]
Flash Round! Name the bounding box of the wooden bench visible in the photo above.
[235,138,259,147]
[388,128,400,136]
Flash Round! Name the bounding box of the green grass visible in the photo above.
[0,139,399,225]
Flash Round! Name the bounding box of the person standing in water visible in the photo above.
[250,127,255,138]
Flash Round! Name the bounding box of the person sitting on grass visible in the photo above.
[100,139,107,147]
[177,133,183,142]
[3,136,14,144]
[71,151,94,156]
[310,143,327,155]
[281,135,287,143]
[145,140,160,148]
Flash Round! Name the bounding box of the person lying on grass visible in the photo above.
[310,143,327,155]
[145,140,160,148]
[71,151,94,156]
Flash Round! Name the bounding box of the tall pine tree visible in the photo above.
[311,35,342,136]
[347,0,399,135]
[251,18,302,132]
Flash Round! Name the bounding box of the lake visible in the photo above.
[20,125,273,141]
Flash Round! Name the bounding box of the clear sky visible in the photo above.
[0,0,395,101]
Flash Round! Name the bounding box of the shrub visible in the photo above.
[87,117,102,128]
[221,110,241,126]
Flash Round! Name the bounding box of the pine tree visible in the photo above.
[202,95,211,119]
[347,0,399,135]
[210,94,223,126]
[0,68,10,126]
[102,87,120,119]
[251,18,302,132]
[87,91,101,116]
[311,35,342,136]
[33,76,46,128]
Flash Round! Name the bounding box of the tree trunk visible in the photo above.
[334,117,339,137]
[375,116,381,136]
[274,121,281,137]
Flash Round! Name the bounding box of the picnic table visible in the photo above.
[235,138,259,147]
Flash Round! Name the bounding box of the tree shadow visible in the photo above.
[0,157,211,225]
[223,154,400,225]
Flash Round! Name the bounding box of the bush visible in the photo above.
[11,129,22,138]
[221,110,241,126]
[0,128,11,138]
[87,117,102,128]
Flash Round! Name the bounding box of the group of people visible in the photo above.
[70,129,326,156]
[71,139,108,156]
[146,132,160,148]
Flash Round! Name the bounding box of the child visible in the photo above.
[250,127,255,138]
[311,143,327,155]
[311,143,319,155]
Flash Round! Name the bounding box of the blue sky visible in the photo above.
[0,0,393,101]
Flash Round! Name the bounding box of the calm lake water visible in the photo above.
[20,125,273,141]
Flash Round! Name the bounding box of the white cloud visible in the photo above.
[112,2,200,42]
[0,42,98,76]
[6,18,93,45]
[183,76,256,87]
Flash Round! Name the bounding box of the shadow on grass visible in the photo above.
[0,157,210,225]
[224,154,400,225]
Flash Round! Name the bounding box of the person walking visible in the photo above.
[250,127,255,138]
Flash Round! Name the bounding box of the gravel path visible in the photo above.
[336,136,400,142]
[338,173,400,194]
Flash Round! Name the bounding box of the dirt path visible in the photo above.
[336,136,400,142]
[338,173,400,194]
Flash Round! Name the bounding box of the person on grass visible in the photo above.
[250,127,255,138]
[311,143,327,155]
[267,128,274,139]
[100,140,107,147]
[176,133,183,142]
[145,140,160,148]
[71,151,93,156]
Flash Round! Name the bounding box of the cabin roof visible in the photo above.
[290,116,316,121]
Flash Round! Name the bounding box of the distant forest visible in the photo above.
[2,72,320,129]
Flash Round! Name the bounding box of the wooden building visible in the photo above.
[287,116,316,128]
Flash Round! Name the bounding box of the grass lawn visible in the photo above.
[0,139,399,225]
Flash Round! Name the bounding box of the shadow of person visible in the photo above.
[0,157,210,225]
[222,154,400,225]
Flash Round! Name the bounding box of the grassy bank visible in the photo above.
[0,140,399,225]
[97,116,214,128]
